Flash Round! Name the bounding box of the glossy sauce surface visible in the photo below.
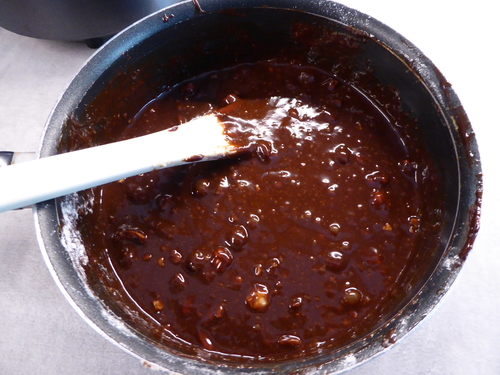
[82,62,436,359]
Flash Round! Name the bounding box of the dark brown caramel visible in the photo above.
[69,62,443,360]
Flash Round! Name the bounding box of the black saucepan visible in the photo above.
[32,1,482,374]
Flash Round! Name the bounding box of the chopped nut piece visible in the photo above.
[371,189,387,209]
[365,171,391,188]
[113,226,147,244]
[382,223,393,231]
[254,263,264,276]
[192,178,211,198]
[289,296,304,310]
[325,250,348,272]
[266,257,281,276]
[408,215,421,233]
[225,224,249,251]
[278,334,302,347]
[332,144,351,165]
[329,223,341,235]
[212,304,225,319]
[344,287,363,305]
[185,250,210,273]
[341,241,351,250]
[246,283,271,312]
[211,247,233,273]
[152,299,164,311]
[169,272,187,292]
[197,328,214,350]
[203,304,225,324]
[169,249,183,264]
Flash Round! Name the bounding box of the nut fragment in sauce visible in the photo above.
[246,283,271,312]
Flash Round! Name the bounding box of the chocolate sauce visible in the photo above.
[73,62,444,360]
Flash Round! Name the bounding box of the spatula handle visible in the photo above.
[0,115,234,213]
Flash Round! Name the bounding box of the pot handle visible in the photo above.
[1,151,37,210]
[0,151,36,167]
[0,152,14,167]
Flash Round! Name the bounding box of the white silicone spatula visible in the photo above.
[0,114,240,213]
